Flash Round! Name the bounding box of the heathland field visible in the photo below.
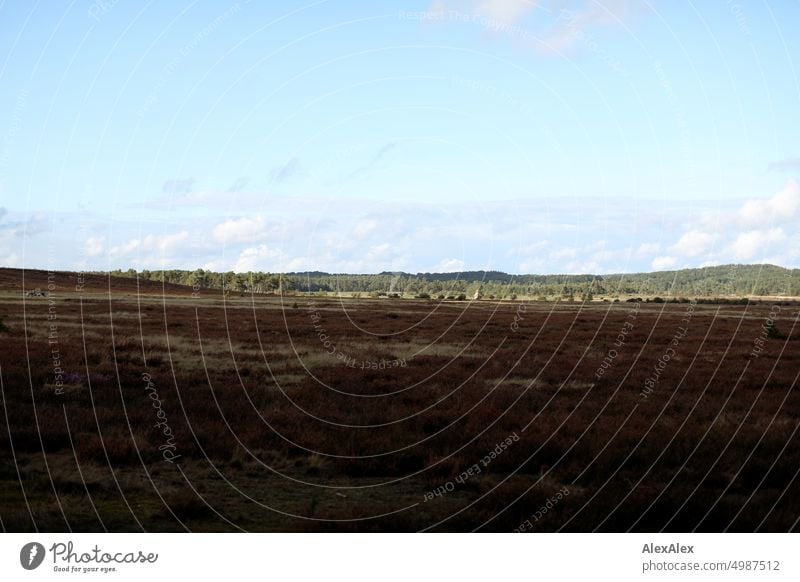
[1,269,799,532]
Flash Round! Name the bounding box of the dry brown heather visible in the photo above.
[1,268,799,532]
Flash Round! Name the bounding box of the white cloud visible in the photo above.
[564,259,600,274]
[200,259,228,272]
[757,256,785,267]
[514,239,549,255]
[84,236,105,257]
[425,0,539,41]
[589,248,614,263]
[284,255,325,272]
[635,242,659,257]
[737,179,800,228]
[109,231,189,260]
[648,180,800,269]
[108,239,140,257]
[517,257,545,272]
[352,218,378,239]
[550,247,577,261]
[364,243,393,263]
[475,0,535,25]
[436,258,465,272]
[730,227,786,260]
[233,244,285,272]
[212,217,266,244]
[670,230,716,258]
[142,231,189,253]
[652,256,677,271]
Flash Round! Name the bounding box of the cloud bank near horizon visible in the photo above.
[2,179,798,275]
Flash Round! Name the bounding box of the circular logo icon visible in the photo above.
[20,542,46,570]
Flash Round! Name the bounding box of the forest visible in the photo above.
[102,264,799,300]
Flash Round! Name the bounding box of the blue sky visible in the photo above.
[0,0,798,274]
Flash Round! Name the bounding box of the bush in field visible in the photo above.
[0,318,8,333]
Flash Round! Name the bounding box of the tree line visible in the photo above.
[102,264,799,300]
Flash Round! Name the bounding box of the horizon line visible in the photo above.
[1,262,796,279]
